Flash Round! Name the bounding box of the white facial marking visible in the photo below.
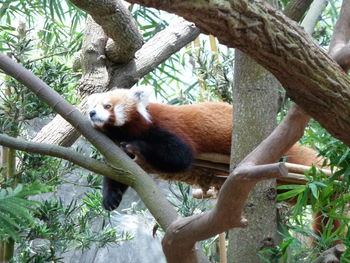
[91,104,110,127]
[137,103,151,123]
[87,93,101,111]
[114,105,126,126]
[129,85,153,123]
[87,94,111,127]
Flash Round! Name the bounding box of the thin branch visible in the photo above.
[0,133,133,185]
[27,50,69,63]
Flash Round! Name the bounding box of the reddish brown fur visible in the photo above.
[144,102,322,166]
[148,102,232,154]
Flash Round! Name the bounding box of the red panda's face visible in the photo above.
[87,86,153,128]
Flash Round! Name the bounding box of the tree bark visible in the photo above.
[125,0,350,147]
[228,50,280,262]
[283,0,313,22]
[108,18,200,89]
[69,0,143,63]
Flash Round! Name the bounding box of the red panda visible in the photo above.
[87,86,323,210]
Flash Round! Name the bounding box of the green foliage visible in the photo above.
[279,0,291,9]
[13,190,132,263]
[313,0,341,48]
[131,5,168,41]
[273,131,350,262]
[168,182,212,217]
[0,21,79,137]
[18,153,67,186]
[186,42,234,103]
[0,182,51,242]
[0,0,85,56]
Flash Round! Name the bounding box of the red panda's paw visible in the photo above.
[102,177,128,211]
[120,142,140,160]
[102,189,124,211]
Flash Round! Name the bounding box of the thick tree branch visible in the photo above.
[32,19,200,146]
[329,0,350,71]
[0,134,134,185]
[108,18,200,88]
[69,0,143,63]
[78,16,110,95]
[126,0,350,146]
[33,17,110,146]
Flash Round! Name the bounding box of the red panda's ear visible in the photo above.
[129,85,153,104]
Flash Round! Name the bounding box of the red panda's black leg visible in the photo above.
[102,177,129,211]
[120,127,194,173]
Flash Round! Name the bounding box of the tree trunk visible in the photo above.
[227,49,280,262]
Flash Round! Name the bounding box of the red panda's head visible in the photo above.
[87,86,153,129]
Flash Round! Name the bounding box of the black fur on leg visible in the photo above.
[127,127,194,173]
[102,176,129,211]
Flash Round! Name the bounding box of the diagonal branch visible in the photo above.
[301,0,328,34]
[108,18,200,88]
[0,134,133,185]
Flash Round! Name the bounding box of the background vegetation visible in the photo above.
[0,0,349,262]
